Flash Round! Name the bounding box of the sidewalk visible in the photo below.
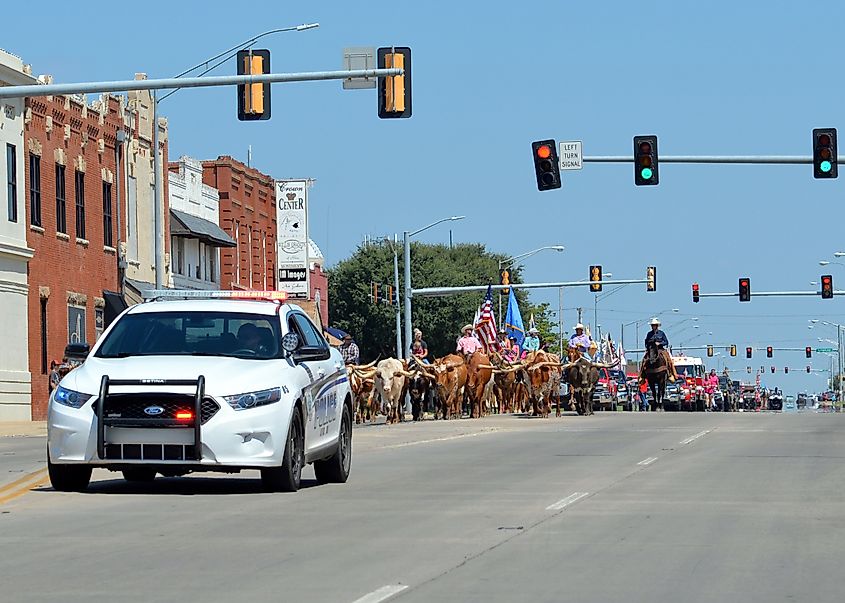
[0,421,47,438]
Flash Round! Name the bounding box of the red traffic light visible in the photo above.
[766,346,773,357]
[536,145,551,159]
[821,274,834,299]
[692,282,700,303]
[806,346,812,358]
[746,347,753,358]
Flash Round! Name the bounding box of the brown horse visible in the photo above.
[641,346,668,411]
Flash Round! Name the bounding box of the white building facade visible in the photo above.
[0,49,36,420]
[168,156,234,290]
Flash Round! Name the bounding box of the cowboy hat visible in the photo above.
[528,327,539,334]
[574,323,585,330]
[649,317,661,326]
[462,324,474,333]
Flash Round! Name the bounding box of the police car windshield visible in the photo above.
[96,311,282,360]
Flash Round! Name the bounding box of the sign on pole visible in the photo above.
[559,141,582,171]
[816,347,836,353]
[276,180,310,299]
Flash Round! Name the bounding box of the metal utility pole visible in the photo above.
[558,287,563,354]
[403,230,412,362]
[385,234,402,359]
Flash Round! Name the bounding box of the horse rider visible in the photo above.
[457,324,483,359]
[568,323,594,360]
[522,327,541,354]
[642,317,678,381]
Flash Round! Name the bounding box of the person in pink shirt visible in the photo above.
[456,324,483,358]
[704,368,719,410]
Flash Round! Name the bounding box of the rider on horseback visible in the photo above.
[641,317,678,382]
[568,323,594,361]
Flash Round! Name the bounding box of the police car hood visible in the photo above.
[61,355,290,398]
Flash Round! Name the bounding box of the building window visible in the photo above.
[102,181,113,247]
[29,153,41,227]
[56,164,67,233]
[40,298,48,375]
[173,237,184,275]
[208,245,216,283]
[7,144,17,222]
[75,170,85,239]
[95,308,104,340]
[234,220,240,283]
[68,304,86,344]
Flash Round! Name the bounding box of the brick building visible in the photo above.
[24,86,125,419]
[201,156,276,291]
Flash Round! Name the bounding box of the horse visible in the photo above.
[642,346,668,411]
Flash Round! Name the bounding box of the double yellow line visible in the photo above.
[0,467,49,506]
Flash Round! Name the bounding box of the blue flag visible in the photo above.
[504,289,525,347]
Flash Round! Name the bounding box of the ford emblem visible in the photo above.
[144,405,165,416]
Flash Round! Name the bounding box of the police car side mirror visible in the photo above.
[282,333,300,355]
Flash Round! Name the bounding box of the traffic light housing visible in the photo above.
[767,346,773,358]
[739,277,751,302]
[634,135,659,185]
[771,366,775,373]
[692,283,700,303]
[706,345,714,357]
[807,366,811,373]
[501,269,510,296]
[237,49,271,121]
[746,347,752,359]
[730,344,737,357]
[785,366,789,374]
[531,140,561,191]
[813,128,837,179]
[646,266,657,292]
[589,265,602,292]
[377,47,412,119]
[821,274,834,299]
[806,346,812,358]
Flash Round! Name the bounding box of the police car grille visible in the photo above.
[97,394,219,424]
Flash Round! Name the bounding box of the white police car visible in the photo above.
[47,290,352,493]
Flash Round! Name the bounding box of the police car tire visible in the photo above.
[261,405,303,492]
[122,468,157,482]
[314,404,352,485]
[48,454,92,492]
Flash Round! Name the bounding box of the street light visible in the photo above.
[403,216,466,359]
[819,260,845,268]
[497,245,565,329]
[621,308,679,353]
[835,252,845,258]
[150,23,319,288]
[813,319,844,410]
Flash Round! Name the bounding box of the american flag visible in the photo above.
[474,285,499,353]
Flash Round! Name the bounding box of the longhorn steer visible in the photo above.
[430,355,467,420]
[403,361,437,421]
[374,358,408,424]
[465,351,494,418]
[563,351,618,416]
[347,366,377,423]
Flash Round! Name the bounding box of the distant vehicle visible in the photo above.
[672,354,706,411]
[591,368,615,411]
[797,393,808,409]
[740,385,757,410]
[609,369,631,409]
[768,392,783,411]
[784,395,796,411]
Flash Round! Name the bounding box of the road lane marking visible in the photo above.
[546,491,589,511]
[0,467,49,506]
[351,585,408,603]
[680,430,711,445]
[380,429,505,449]
[637,456,658,466]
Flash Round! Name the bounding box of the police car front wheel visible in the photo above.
[261,405,304,492]
[48,452,92,492]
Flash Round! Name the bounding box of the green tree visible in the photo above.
[327,241,554,361]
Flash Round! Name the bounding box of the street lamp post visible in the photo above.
[403,216,465,360]
[817,320,844,409]
[152,24,319,288]
[497,245,565,329]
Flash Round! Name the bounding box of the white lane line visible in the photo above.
[637,456,658,466]
[351,585,408,603]
[381,429,505,449]
[680,429,711,445]
[546,491,590,511]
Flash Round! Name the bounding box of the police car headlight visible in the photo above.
[224,387,282,411]
[54,385,94,409]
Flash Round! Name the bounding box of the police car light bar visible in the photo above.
[142,290,288,301]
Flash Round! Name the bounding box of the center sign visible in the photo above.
[559,140,582,171]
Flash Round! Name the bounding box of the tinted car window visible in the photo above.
[96,311,281,359]
[290,313,326,349]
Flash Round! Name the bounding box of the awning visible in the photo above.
[124,278,156,306]
[170,209,236,248]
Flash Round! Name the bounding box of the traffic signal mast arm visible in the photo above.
[692,288,841,299]
[412,278,647,297]
[581,155,845,164]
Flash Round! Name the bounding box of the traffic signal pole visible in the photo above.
[582,155,845,164]
[697,289,845,299]
[411,279,648,297]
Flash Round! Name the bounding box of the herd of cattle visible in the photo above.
[345,350,619,423]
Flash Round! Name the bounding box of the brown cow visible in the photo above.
[523,351,561,418]
[464,351,494,418]
[347,363,377,423]
[422,355,467,420]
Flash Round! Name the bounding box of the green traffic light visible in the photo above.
[821,160,832,173]
[640,167,653,180]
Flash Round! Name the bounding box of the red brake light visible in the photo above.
[176,411,193,421]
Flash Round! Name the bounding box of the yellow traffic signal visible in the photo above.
[730,344,737,357]
[646,266,657,292]
[589,265,602,292]
[378,47,412,118]
[501,269,511,295]
[237,49,271,121]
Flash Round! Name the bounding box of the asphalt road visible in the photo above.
[1,412,843,603]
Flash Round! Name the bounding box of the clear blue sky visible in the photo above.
[6,0,845,395]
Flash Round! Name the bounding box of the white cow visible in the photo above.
[374,358,408,424]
